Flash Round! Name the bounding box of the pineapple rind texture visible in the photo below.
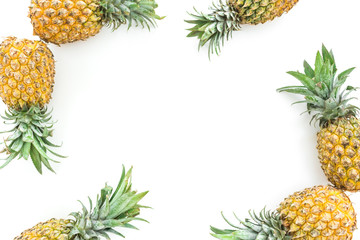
[228,0,299,25]
[318,117,360,191]
[14,219,71,240]
[29,0,103,45]
[278,185,357,239]
[0,37,54,110]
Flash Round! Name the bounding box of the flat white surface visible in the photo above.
[1,0,360,239]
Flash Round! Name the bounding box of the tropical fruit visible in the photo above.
[278,45,360,191]
[14,166,149,240]
[0,37,54,108]
[29,0,163,45]
[211,185,357,239]
[186,0,299,56]
[0,37,64,174]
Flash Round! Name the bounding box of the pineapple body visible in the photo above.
[0,37,55,110]
[317,117,360,191]
[228,0,299,25]
[29,0,103,45]
[278,185,357,239]
[14,219,71,240]
[278,46,360,192]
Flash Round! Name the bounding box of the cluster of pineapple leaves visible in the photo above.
[0,105,65,174]
[99,0,164,30]
[186,1,241,58]
[277,45,359,126]
[211,208,291,240]
[68,166,149,240]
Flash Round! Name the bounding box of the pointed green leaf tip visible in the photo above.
[0,105,65,174]
[99,0,164,31]
[185,1,241,58]
[211,208,291,240]
[277,45,359,127]
[68,166,149,240]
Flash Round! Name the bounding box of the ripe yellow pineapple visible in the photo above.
[186,0,299,56]
[29,0,163,45]
[211,185,357,239]
[0,37,54,108]
[14,167,149,240]
[0,37,64,174]
[278,45,360,191]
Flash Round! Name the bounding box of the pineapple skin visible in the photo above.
[228,0,299,25]
[0,37,55,110]
[29,0,103,45]
[278,185,357,239]
[318,117,360,191]
[14,219,71,240]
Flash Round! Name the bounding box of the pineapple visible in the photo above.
[0,37,64,174]
[211,185,357,239]
[278,45,360,191]
[14,166,149,240]
[186,0,299,57]
[29,0,163,45]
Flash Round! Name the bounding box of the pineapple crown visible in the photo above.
[277,45,359,127]
[0,105,65,174]
[211,208,291,240]
[68,166,149,240]
[185,1,241,58]
[99,0,164,30]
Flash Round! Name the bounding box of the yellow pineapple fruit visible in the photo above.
[0,37,54,109]
[29,0,163,45]
[0,37,64,174]
[186,0,299,56]
[317,117,360,191]
[14,167,149,240]
[14,219,71,240]
[229,0,299,25]
[278,45,360,191]
[211,185,357,239]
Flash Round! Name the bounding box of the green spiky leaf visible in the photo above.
[0,105,65,174]
[99,0,164,31]
[211,209,291,240]
[277,45,359,126]
[68,166,149,240]
[186,1,241,58]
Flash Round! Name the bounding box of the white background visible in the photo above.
[1,0,360,239]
